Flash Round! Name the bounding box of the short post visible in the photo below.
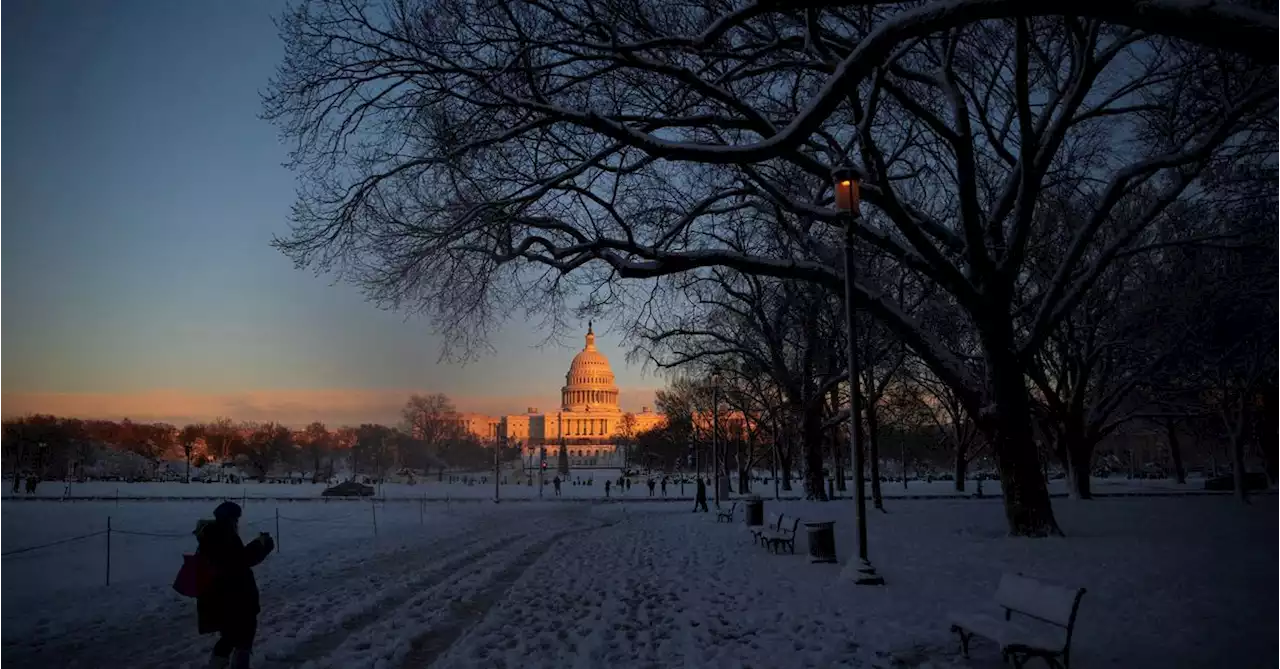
[115,488,120,508]
[805,521,837,564]
[242,488,247,508]
[419,495,425,525]
[744,495,764,527]
[105,516,112,586]
[371,498,378,537]
[275,508,281,553]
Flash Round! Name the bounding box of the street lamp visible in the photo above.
[494,435,502,503]
[712,372,722,509]
[832,165,884,586]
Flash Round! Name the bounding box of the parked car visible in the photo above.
[322,480,376,497]
[1203,473,1269,492]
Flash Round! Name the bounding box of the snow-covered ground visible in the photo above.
[2,497,1274,668]
[0,474,1229,501]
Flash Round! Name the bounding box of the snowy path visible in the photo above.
[431,507,876,669]
[2,506,613,669]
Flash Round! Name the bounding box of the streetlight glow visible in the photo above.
[832,167,861,214]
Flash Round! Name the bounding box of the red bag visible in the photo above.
[172,553,215,598]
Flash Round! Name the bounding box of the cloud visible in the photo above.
[1,386,661,427]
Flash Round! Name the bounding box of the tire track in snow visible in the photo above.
[3,515,521,669]
[147,515,541,669]
[395,518,615,669]
[255,530,528,669]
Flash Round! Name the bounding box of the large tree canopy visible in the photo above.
[264,0,1276,535]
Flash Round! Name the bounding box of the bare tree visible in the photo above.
[264,2,1275,534]
[301,422,332,482]
[402,393,464,464]
[202,417,237,463]
[617,412,637,469]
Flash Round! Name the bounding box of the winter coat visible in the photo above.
[195,519,274,634]
[695,478,707,503]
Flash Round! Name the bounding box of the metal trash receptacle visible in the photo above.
[805,521,836,563]
[744,495,764,527]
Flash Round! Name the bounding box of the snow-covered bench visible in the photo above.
[715,501,738,523]
[762,515,801,554]
[949,573,1087,669]
[750,513,783,545]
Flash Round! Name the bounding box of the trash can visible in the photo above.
[805,521,837,563]
[744,495,764,527]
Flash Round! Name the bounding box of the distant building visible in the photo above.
[454,324,664,468]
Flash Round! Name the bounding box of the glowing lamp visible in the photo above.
[831,166,861,215]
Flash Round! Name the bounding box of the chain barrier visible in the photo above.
[3,498,413,578]
[1,530,108,557]
[113,529,191,539]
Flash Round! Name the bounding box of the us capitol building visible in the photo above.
[453,324,665,468]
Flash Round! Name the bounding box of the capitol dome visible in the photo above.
[561,323,620,411]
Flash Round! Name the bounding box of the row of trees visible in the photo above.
[263,0,1276,534]
[629,244,1276,502]
[1,393,516,484]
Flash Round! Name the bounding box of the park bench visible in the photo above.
[761,515,801,554]
[715,501,738,523]
[949,572,1087,669]
[750,513,783,545]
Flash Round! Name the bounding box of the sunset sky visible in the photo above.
[1,0,664,426]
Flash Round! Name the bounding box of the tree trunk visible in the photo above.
[953,448,968,492]
[1228,396,1250,504]
[1223,386,1254,501]
[830,387,847,492]
[1258,377,1277,486]
[802,404,827,500]
[1230,431,1248,504]
[1165,421,1186,485]
[1065,439,1094,500]
[833,429,847,492]
[11,442,24,493]
[866,399,884,511]
[983,328,1063,536]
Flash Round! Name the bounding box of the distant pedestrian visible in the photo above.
[625,479,631,492]
[24,474,39,495]
[553,476,562,496]
[647,479,656,496]
[660,477,668,497]
[195,501,274,669]
[693,477,709,512]
[604,480,612,498]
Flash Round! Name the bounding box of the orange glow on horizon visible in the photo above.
[0,387,662,428]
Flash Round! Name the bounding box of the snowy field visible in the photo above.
[2,495,1273,669]
[0,474,1229,502]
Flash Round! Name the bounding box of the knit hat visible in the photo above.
[213,501,243,522]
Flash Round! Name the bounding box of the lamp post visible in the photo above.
[712,372,722,509]
[832,166,884,586]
